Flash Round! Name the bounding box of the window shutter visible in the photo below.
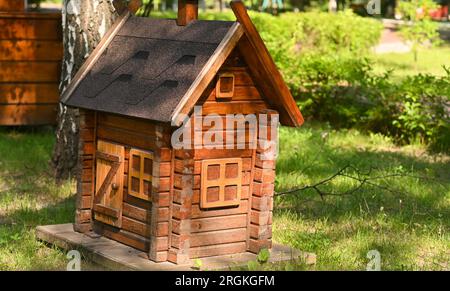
[93,140,125,227]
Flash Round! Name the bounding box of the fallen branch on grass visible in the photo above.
[274,164,445,199]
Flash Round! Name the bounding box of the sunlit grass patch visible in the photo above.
[274,124,449,270]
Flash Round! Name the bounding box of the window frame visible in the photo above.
[128,148,153,201]
[201,158,242,209]
[215,73,235,101]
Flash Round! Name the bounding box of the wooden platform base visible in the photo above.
[36,224,316,271]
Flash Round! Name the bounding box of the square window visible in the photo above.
[206,187,220,202]
[201,158,242,209]
[216,73,235,100]
[224,185,238,201]
[220,77,234,93]
[132,155,140,172]
[225,163,239,179]
[128,148,153,201]
[207,164,220,180]
[131,177,140,193]
[143,180,152,196]
[144,158,152,176]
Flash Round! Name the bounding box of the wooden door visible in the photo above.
[93,140,125,228]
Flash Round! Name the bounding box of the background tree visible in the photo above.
[53,0,141,180]
[398,0,441,63]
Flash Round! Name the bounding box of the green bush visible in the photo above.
[392,71,450,152]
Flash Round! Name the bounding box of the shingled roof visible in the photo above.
[62,2,304,127]
[62,15,235,123]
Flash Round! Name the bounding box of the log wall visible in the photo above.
[168,48,276,261]
[74,111,173,260]
[0,10,62,125]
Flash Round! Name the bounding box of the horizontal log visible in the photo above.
[0,40,62,61]
[123,193,152,210]
[75,209,91,224]
[78,195,92,209]
[79,110,95,127]
[81,158,93,169]
[249,224,272,240]
[191,199,248,219]
[252,182,274,197]
[0,1,25,11]
[79,182,93,196]
[171,203,191,220]
[190,214,247,233]
[97,124,160,152]
[153,162,171,177]
[82,142,95,156]
[153,177,170,193]
[151,192,170,207]
[93,222,150,252]
[157,148,172,162]
[172,228,246,248]
[151,251,168,262]
[248,239,272,254]
[254,156,276,169]
[122,216,150,238]
[0,104,56,125]
[155,222,169,237]
[97,113,171,140]
[190,242,247,259]
[0,17,62,40]
[0,83,59,104]
[0,61,60,82]
[122,202,151,223]
[251,196,273,212]
[193,148,253,159]
[254,168,275,183]
[250,210,272,226]
[201,101,268,115]
[206,86,262,102]
[80,128,95,143]
[81,168,92,183]
[93,204,120,219]
[152,236,169,251]
[157,207,170,222]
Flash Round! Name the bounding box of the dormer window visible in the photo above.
[216,73,235,101]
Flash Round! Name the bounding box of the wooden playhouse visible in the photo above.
[0,0,62,125]
[62,0,303,264]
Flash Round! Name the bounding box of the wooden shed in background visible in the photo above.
[62,0,303,265]
[0,0,62,125]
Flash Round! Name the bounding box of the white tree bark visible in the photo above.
[53,0,117,180]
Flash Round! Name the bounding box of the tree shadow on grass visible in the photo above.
[275,128,450,231]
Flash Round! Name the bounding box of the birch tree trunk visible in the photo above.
[52,0,117,180]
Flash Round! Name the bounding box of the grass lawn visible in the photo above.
[0,127,98,270]
[0,125,448,270]
[372,44,450,79]
[274,124,449,270]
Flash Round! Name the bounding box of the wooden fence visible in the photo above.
[0,2,62,125]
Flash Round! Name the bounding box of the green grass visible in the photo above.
[273,124,449,270]
[0,127,98,270]
[0,125,448,270]
[372,44,450,79]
